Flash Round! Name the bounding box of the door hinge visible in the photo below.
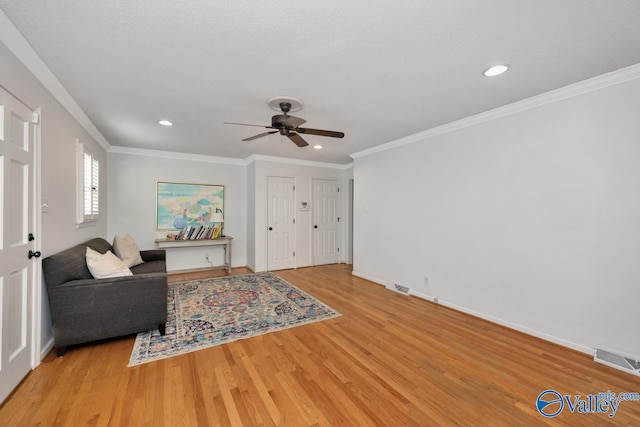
[293,251,296,256]
[293,185,295,191]
[293,218,295,224]
[337,217,340,222]
[338,187,340,192]
[337,247,340,252]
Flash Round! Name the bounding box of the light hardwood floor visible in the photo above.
[1,264,639,426]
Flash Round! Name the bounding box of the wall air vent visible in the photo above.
[594,347,640,377]
[387,283,410,295]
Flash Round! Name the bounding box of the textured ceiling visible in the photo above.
[2,1,640,164]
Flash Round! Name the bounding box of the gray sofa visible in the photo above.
[42,238,168,356]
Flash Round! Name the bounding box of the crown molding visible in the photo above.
[108,146,354,169]
[244,154,353,170]
[108,146,247,165]
[0,9,111,151]
[350,63,640,160]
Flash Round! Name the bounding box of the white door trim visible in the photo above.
[31,106,42,367]
[347,178,354,265]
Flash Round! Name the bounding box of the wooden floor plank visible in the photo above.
[1,264,639,426]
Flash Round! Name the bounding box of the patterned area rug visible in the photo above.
[128,273,341,366]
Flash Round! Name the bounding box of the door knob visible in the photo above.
[314,225,318,229]
[28,233,35,241]
[28,250,41,259]
[268,227,273,231]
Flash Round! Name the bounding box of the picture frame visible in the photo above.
[156,181,224,230]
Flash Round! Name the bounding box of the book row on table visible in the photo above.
[175,224,222,240]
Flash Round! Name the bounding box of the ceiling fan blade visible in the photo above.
[224,121,271,128]
[242,131,278,141]
[296,127,345,138]
[284,115,306,128]
[287,133,309,147]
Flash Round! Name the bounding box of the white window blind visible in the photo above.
[77,141,99,225]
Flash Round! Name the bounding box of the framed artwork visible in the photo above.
[156,181,224,230]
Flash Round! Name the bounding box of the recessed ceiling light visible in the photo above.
[158,120,173,126]
[483,64,509,77]
[313,144,323,150]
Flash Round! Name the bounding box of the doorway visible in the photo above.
[266,176,296,271]
[0,86,40,404]
[312,179,340,265]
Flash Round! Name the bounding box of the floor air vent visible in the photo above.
[594,347,640,377]
[388,283,410,295]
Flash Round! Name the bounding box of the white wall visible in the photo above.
[0,41,108,351]
[246,162,256,270]
[107,149,247,271]
[353,73,640,358]
[108,152,352,274]
[250,159,352,272]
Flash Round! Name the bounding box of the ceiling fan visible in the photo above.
[224,101,344,147]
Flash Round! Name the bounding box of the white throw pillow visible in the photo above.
[113,233,144,268]
[86,247,133,279]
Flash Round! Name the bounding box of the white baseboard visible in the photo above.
[295,263,312,269]
[351,270,386,286]
[410,290,438,303]
[352,272,594,356]
[41,337,55,359]
[413,293,593,356]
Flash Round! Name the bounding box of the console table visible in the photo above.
[154,236,233,273]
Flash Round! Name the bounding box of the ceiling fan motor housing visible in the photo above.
[271,114,290,129]
[271,102,294,130]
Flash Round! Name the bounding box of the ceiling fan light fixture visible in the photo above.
[483,64,509,77]
[313,144,323,150]
[225,100,344,148]
[158,120,173,126]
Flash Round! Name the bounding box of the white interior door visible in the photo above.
[348,178,354,265]
[0,87,37,404]
[313,179,340,265]
[267,176,296,271]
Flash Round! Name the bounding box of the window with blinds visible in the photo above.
[77,141,99,225]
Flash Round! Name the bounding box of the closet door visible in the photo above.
[267,176,296,271]
[313,179,339,266]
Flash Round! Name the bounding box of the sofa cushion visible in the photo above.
[43,238,113,288]
[86,247,133,279]
[113,234,144,268]
[130,260,165,275]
